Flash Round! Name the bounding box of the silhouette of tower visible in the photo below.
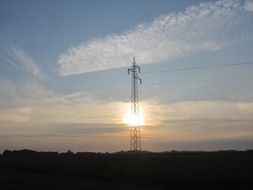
[128,57,142,151]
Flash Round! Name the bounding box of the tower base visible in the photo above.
[130,126,141,151]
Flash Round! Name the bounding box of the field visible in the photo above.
[0,150,253,190]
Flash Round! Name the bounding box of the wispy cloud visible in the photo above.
[0,107,32,124]
[0,45,40,76]
[0,80,16,97]
[58,0,253,75]
[166,100,253,122]
[0,123,127,139]
[245,0,253,11]
[0,78,127,124]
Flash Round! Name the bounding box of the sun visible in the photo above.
[124,108,144,126]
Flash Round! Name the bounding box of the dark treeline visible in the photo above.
[1,149,253,190]
[3,149,251,156]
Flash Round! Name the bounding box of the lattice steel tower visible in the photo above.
[128,57,142,151]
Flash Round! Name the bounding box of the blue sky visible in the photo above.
[0,0,253,152]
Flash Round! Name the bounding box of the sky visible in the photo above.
[0,0,253,152]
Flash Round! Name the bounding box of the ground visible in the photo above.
[0,150,253,190]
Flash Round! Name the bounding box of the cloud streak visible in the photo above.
[0,45,40,76]
[58,0,253,75]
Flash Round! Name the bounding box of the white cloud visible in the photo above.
[0,45,40,75]
[58,0,252,75]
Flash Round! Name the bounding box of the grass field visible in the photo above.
[1,150,253,190]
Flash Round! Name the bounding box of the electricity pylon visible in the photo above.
[128,57,142,151]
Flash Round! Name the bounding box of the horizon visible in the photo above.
[2,148,253,155]
[1,0,253,152]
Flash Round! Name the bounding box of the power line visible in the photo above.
[142,61,253,74]
[144,76,253,86]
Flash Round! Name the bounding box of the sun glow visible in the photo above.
[124,107,144,126]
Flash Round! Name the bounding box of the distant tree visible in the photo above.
[66,150,74,155]
[3,150,12,156]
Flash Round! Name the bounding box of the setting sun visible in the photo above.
[124,107,144,126]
